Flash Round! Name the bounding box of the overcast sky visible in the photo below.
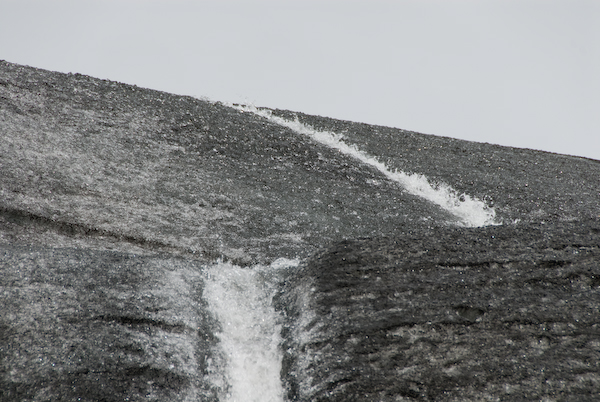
[2,0,599,160]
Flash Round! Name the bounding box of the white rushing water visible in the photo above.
[203,258,299,402]
[231,104,497,227]
[202,104,497,401]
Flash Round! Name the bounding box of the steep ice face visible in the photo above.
[203,258,299,402]
[231,104,497,228]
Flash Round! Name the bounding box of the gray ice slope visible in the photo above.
[1,60,600,401]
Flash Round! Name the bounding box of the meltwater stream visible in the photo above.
[201,105,499,401]
[203,258,299,402]
[231,104,497,228]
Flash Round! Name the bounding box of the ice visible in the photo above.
[232,104,497,227]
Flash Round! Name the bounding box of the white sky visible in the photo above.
[2,0,599,160]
